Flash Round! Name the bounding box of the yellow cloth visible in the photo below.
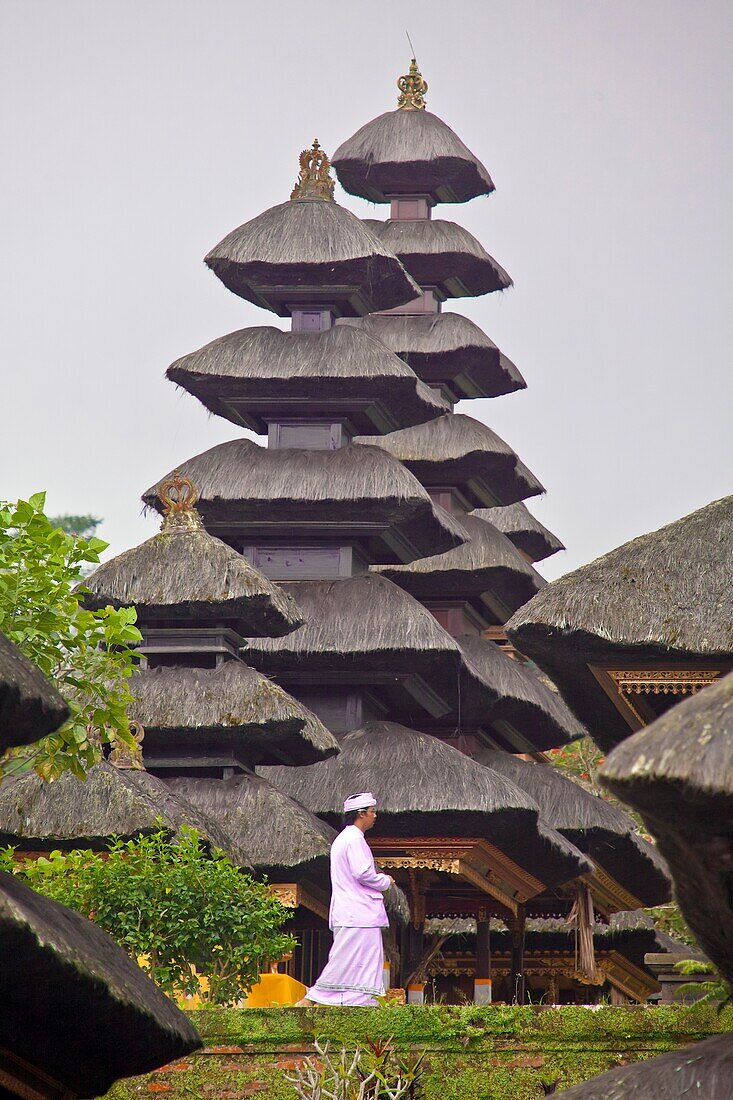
[245,972,307,1007]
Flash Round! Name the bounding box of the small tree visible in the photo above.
[11,827,296,1005]
[47,514,103,540]
[0,493,141,779]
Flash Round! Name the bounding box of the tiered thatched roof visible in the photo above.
[0,870,201,1098]
[549,1033,733,1099]
[84,525,303,638]
[205,197,420,316]
[166,772,335,876]
[356,414,544,508]
[601,671,733,986]
[457,636,587,751]
[246,573,462,674]
[166,323,449,434]
[373,512,544,619]
[338,312,526,400]
[474,502,565,562]
[143,439,467,562]
[332,109,495,204]
[129,662,338,766]
[363,218,511,297]
[0,761,251,865]
[261,721,591,889]
[507,496,733,750]
[0,632,69,751]
[476,749,671,906]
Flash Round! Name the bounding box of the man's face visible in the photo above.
[360,806,377,831]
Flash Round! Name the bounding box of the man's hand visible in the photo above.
[386,876,396,888]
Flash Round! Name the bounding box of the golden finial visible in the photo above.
[158,470,203,533]
[109,721,145,770]
[290,139,336,201]
[397,58,428,110]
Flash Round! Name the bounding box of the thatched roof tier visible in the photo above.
[166,323,449,434]
[506,496,733,751]
[474,503,565,562]
[430,909,679,969]
[83,526,303,638]
[548,1034,733,1100]
[205,198,420,316]
[246,573,461,673]
[356,414,544,508]
[457,636,587,752]
[261,722,591,889]
[0,871,201,1098]
[332,109,495,204]
[363,218,511,298]
[476,750,671,906]
[165,772,336,877]
[337,313,526,400]
[0,632,69,752]
[129,662,338,766]
[0,761,251,866]
[143,439,467,563]
[601,672,733,985]
[373,513,544,620]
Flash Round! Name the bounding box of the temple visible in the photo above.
[134,61,674,1004]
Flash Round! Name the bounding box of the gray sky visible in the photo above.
[2,0,730,580]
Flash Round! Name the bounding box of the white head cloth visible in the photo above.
[343,792,377,813]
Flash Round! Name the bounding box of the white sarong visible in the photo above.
[308,926,385,1006]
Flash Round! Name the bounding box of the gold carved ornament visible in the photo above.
[290,139,335,201]
[608,670,721,697]
[158,470,204,533]
[397,58,428,110]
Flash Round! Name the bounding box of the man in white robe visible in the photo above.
[296,793,394,1007]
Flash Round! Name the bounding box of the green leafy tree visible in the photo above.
[0,493,141,779]
[10,828,296,1005]
[47,513,102,540]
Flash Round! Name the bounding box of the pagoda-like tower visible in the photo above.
[141,103,667,1002]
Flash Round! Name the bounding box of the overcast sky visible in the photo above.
[2,0,730,580]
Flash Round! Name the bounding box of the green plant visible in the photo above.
[47,513,102,540]
[0,493,141,778]
[674,959,731,1008]
[285,1038,425,1100]
[10,826,296,1005]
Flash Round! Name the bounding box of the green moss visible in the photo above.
[106,1004,733,1100]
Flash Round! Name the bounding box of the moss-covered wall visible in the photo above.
[106,1004,733,1100]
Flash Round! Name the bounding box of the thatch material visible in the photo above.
[129,661,338,766]
[0,761,251,866]
[373,512,544,617]
[166,323,449,434]
[0,870,201,1097]
[337,312,526,400]
[474,502,565,562]
[205,198,420,316]
[143,438,468,563]
[356,414,544,508]
[601,671,733,986]
[0,632,69,752]
[476,749,671,906]
[166,772,336,875]
[332,109,495,204]
[507,496,733,750]
[245,573,461,672]
[261,721,591,889]
[548,1033,733,1099]
[83,526,303,638]
[363,218,511,297]
[458,637,588,752]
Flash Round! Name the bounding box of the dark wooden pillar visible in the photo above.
[474,915,492,1003]
[509,904,526,1005]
